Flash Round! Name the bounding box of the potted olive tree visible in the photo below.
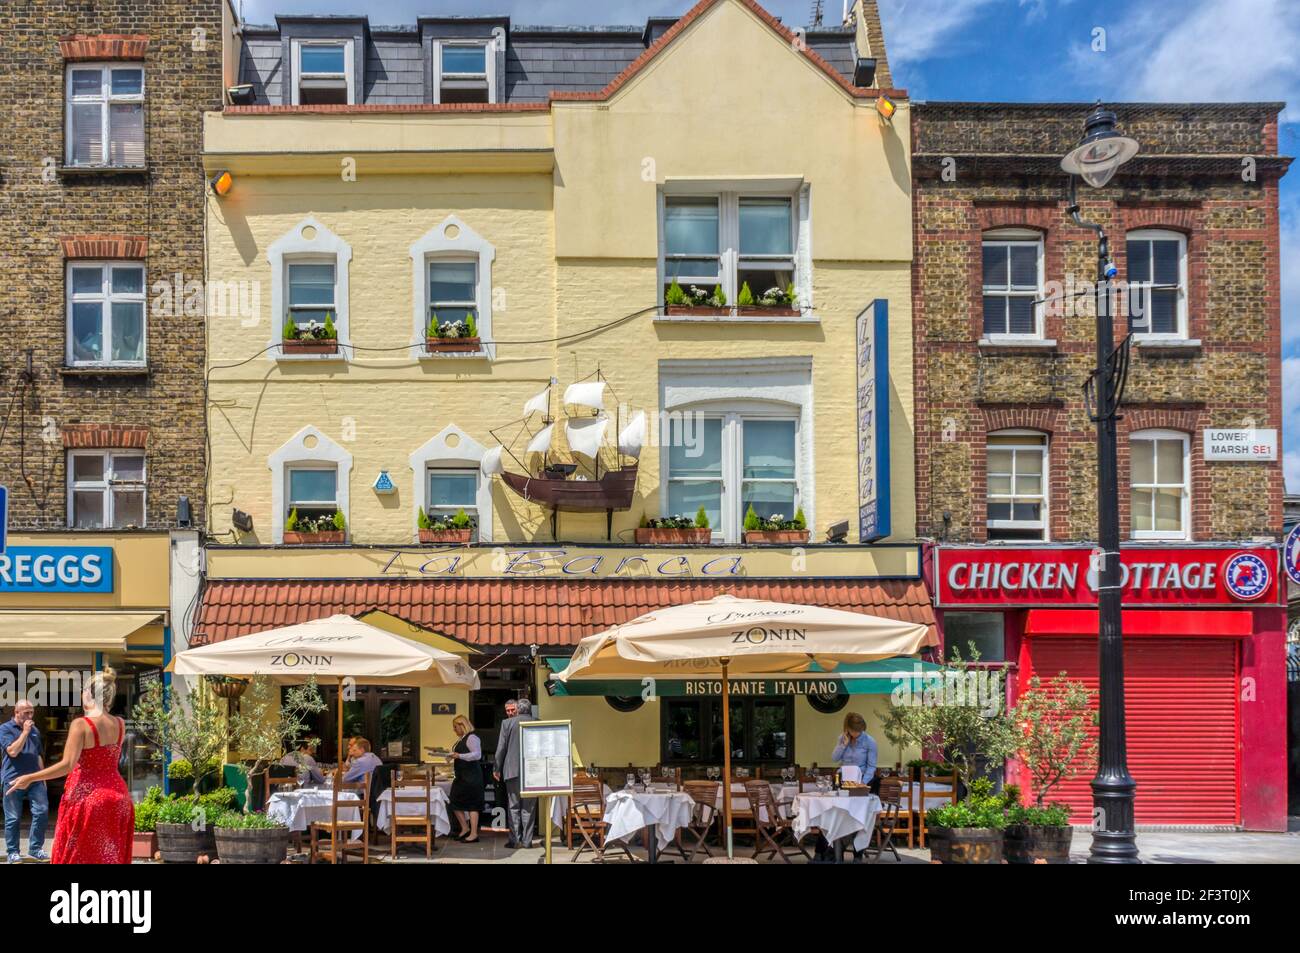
[635,506,711,544]
[1004,673,1096,863]
[133,679,230,863]
[881,645,1019,864]
[132,785,165,860]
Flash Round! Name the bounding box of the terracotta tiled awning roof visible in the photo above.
[193,578,935,649]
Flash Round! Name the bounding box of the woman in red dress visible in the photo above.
[5,668,133,863]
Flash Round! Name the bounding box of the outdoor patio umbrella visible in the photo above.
[170,614,481,771]
[554,594,936,857]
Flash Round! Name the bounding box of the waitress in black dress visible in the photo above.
[447,714,485,842]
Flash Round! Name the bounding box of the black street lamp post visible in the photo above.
[1061,103,1141,864]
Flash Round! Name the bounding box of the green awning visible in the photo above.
[543,656,943,698]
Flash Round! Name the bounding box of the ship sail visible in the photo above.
[526,423,554,455]
[563,380,606,411]
[565,416,608,459]
[522,385,550,418]
[618,411,647,459]
[481,445,504,476]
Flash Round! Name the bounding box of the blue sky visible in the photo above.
[239,0,1299,492]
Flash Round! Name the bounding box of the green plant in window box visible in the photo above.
[742,505,809,542]
[418,507,432,530]
[332,509,346,532]
[465,313,478,338]
[695,505,710,529]
[322,311,337,339]
[634,510,711,544]
[664,278,689,308]
[737,281,755,307]
[419,508,477,542]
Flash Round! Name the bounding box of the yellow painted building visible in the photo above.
[200,0,928,779]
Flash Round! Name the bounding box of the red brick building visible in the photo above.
[911,102,1291,830]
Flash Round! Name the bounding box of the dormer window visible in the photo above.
[435,41,493,104]
[292,40,353,105]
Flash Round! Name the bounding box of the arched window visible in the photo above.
[986,429,1048,541]
[408,424,494,542]
[1126,229,1187,339]
[268,217,352,360]
[410,215,495,360]
[1129,429,1190,539]
[268,426,353,543]
[981,228,1044,339]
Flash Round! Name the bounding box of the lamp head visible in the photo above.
[1061,103,1139,188]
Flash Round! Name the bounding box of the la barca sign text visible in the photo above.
[934,546,1280,608]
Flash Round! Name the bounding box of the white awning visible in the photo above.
[0,611,163,651]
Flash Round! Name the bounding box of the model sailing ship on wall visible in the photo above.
[481,371,646,538]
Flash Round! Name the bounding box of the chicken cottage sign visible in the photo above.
[934,546,1280,608]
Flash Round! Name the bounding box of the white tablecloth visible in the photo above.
[791,792,882,851]
[374,786,452,836]
[604,790,696,851]
[266,789,362,837]
[900,782,956,812]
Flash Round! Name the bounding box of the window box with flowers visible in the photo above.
[741,504,808,544]
[635,507,711,545]
[418,506,476,543]
[734,280,801,317]
[663,280,729,316]
[426,313,482,354]
[282,507,346,544]
[282,312,339,355]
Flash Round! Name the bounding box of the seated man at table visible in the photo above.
[281,740,326,785]
[342,737,383,784]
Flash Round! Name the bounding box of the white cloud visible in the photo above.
[878,0,1003,69]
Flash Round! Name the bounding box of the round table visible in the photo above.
[604,789,696,863]
[791,792,882,859]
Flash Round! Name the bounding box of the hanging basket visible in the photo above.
[205,675,250,699]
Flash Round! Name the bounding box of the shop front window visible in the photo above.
[662,696,794,769]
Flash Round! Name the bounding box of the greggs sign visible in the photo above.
[934,546,1280,608]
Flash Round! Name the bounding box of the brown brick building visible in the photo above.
[913,103,1292,831]
[0,0,230,531]
[912,102,1290,545]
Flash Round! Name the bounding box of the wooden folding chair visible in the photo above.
[661,780,719,862]
[569,776,635,863]
[565,772,599,848]
[389,765,435,860]
[744,780,811,863]
[917,768,958,849]
[309,772,370,864]
[264,765,299,805]
[867,776,903,863]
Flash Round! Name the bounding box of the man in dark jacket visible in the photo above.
[493,698,538,848]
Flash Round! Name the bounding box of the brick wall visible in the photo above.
[912,103,1289,543]
[0,1,223,529]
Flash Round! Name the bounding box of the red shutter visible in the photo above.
[1024,638,1239,826]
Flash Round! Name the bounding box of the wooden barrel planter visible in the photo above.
[214,826,291,865]
[927,827,1004,865]
[156,823,217,864]
[1004,824,1073,864]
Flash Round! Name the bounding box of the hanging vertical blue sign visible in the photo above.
[856,300,892,542]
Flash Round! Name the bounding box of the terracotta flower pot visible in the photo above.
[426,336,481,353]
[634,527,712,545]
[664,305,730,317]
[419,528,473,544]
[282,530,345,544]
[736,306,802,317]
[132,831,157,861]
[282,338,339,355]
[743,530,810,544]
